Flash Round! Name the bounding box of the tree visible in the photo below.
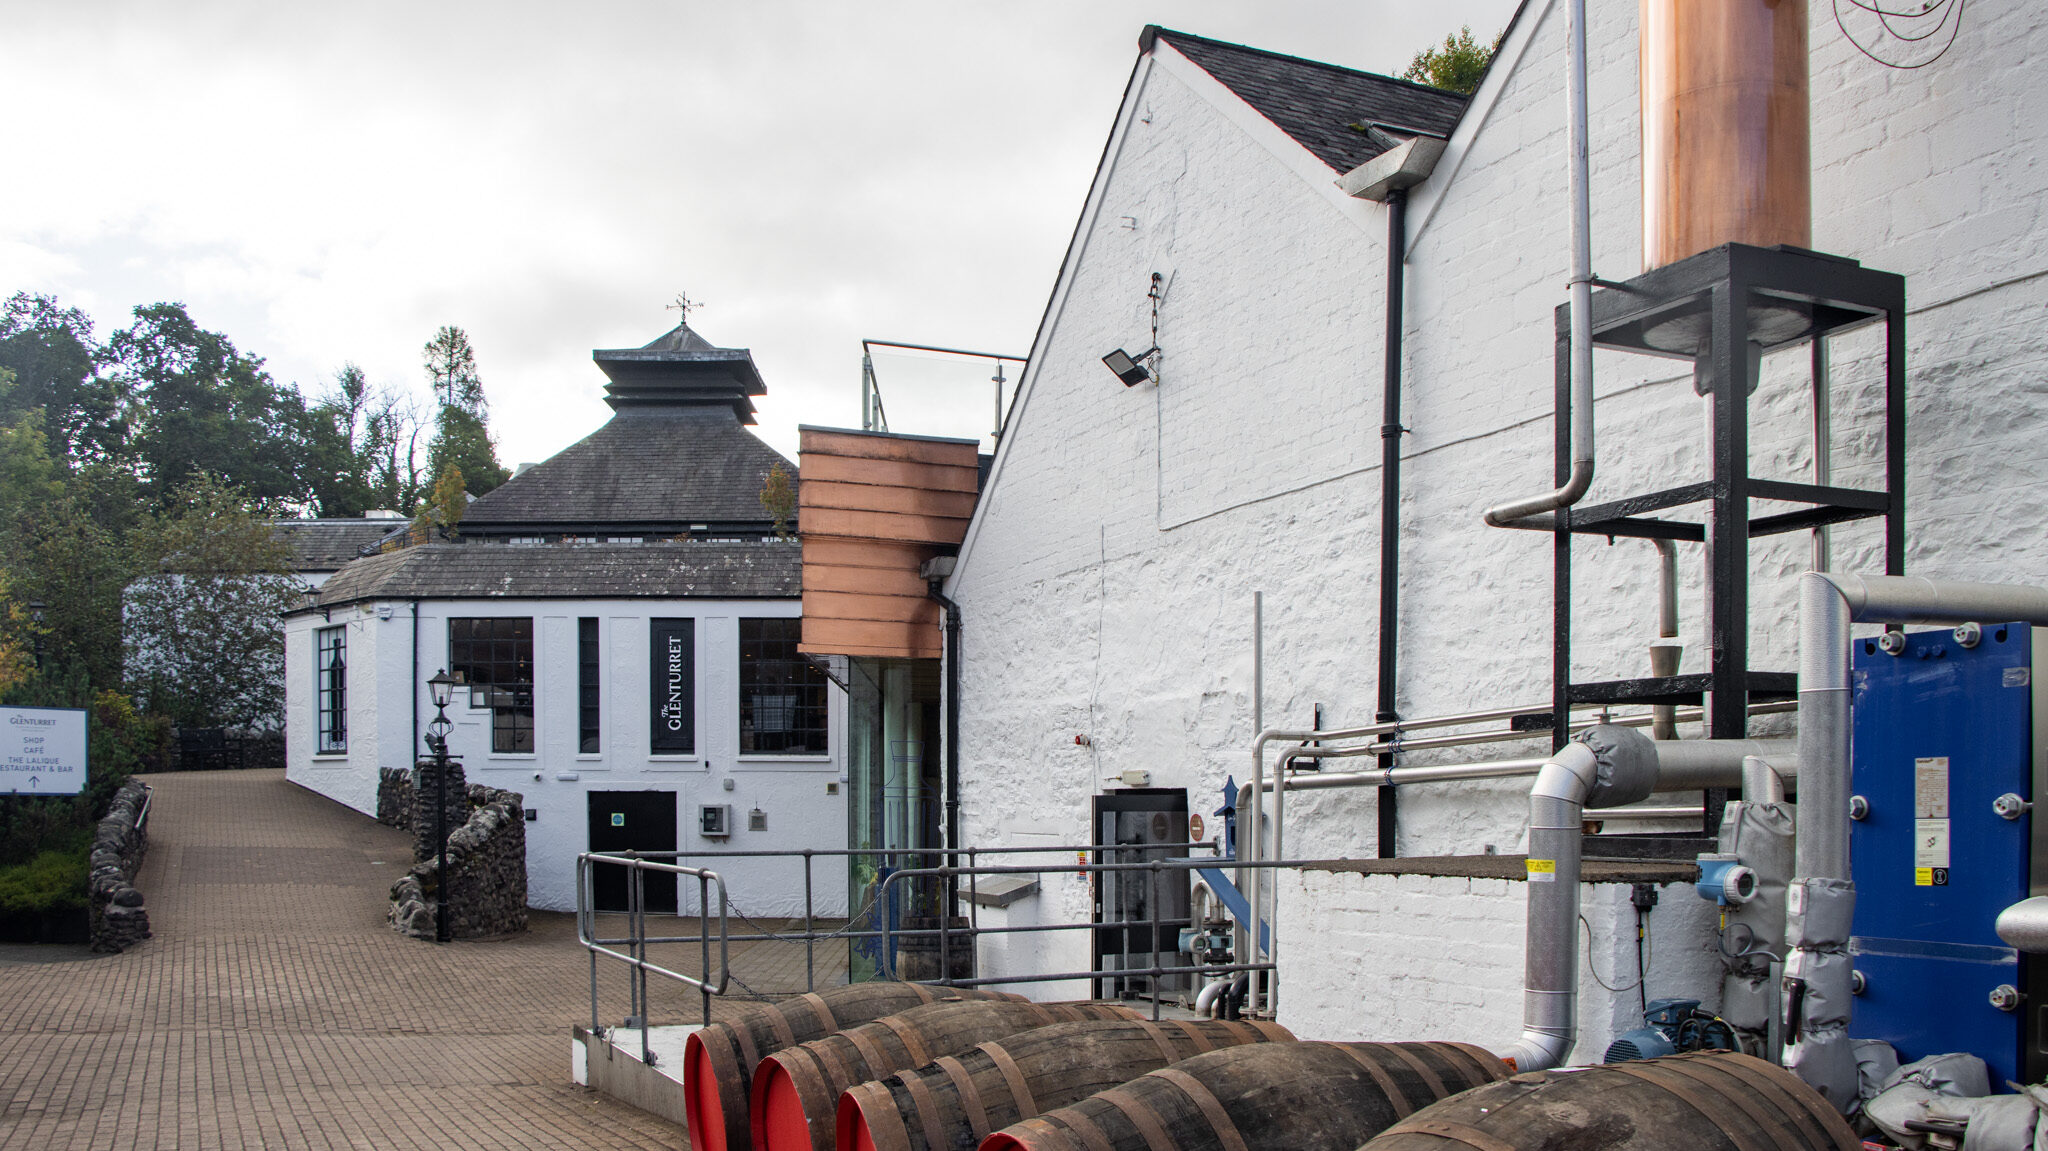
[123,474,300,731]
[1402,26,1498,95]
[0,413,134,690]
[413,462,468,541]
[0,293,129,468]
[108,302,336,508]
[759,462,796,539]
[422,325,509,496]
[423,325,484,414]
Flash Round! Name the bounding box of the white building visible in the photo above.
[285,323,847,915]
[941,7,2048,1064]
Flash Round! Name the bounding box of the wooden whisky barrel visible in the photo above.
[1355,1051,1860,1151]
[837,1018,1295,1151]
[983,1041,1507,1151]
[684,982,1024,1151]
[752,1000,1142,1151]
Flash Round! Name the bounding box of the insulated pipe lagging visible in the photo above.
[1501,725,1662,1072]
[1485,0,1596,528]
[1501,741,1600,1072]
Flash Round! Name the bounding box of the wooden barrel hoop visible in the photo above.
[982,1041,1040,1119]
[1329,1044,1414,1119]
[1680,1051,1859,1150]
[1373,1041,1448,1100]
[844,1025,892,1077]
[1622,1057,1801,1151]
[1095,1087,1177,1151]
[871,1013,932,1068]
[934,1054,992,1139]
[1387,1119,1523,1151]
[897,1075,946,1151]
[1151,1067,1250,1151]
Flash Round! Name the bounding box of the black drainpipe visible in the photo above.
[1376,187,1408,859]
[926,580,963,914]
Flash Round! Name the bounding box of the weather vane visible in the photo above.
[667,292,705,323]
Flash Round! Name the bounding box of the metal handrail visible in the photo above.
[577,851,730,1064]
[876,855,1326,1020]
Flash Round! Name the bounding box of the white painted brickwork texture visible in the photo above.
[953,0,2048,1058]
[285,598,848,916]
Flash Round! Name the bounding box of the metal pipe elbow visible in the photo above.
[1501,1026,1573,1073]
[1483,459,1595,528]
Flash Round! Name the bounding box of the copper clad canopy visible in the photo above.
[1641,0,1811,270]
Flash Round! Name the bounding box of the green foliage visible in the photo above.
[0,845,89,915]
[760,462,797,539]
[426,406,508,497]
[1402,25,1498,95]
[423,326,508,496]
[124,473,300,730]
[109,302,353,511]
[413,462,468,541]
[0,415,137,689]
[0,293,127,468]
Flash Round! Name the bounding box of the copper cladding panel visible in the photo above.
[797,429,981,658]
[1641,0,1810,270]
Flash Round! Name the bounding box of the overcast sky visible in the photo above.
[0,0,1519,467]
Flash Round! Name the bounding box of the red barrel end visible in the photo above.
[980,1135,1029,1151]
[684,1031,728,1151]
[752,1059,813,1151]
[837,1090,881,1151]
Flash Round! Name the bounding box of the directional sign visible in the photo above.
[1,706,87,795]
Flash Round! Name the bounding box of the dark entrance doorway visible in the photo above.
[1091,788,1190,1001]
[587,791,678,913]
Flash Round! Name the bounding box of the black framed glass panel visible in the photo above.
[315,625,346,753]
[448,617,534,753]
[738,618,828,755]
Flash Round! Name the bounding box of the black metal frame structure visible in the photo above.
[1516,244,1906,857]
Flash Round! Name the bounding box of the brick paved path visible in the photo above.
[0,770,710,1150]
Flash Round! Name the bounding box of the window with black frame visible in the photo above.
[315,625,347,753]
[448,617,534,753]
[738,617,827,755]
[578,617,600,754]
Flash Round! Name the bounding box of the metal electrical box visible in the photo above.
[1849,622,2048,1087]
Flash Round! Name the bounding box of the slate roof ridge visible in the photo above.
[1141,24,1469,175]
[1147,25,1467,102]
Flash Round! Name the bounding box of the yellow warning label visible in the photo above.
[1527,859,1557,882]
[1915,868,1934,887]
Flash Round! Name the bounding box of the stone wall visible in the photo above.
[89,779,152,953]
[376,766,415,830]
[390,777,529,940]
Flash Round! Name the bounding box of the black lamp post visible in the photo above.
[425,668,459,944]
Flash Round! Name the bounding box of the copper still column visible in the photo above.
[1641,0,1811,270]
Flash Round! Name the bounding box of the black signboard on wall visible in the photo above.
[649,619,694,753]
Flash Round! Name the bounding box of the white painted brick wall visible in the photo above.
[953,0,2048,1056]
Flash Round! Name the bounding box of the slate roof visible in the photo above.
[1147,27,1470,174]
[460,405,791,533]
[299,540,800,611]
[459,321,791,535]
[273,518,405,572]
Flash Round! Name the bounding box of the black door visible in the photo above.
[1091,788,1190,1000]
[588,791,678,913]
